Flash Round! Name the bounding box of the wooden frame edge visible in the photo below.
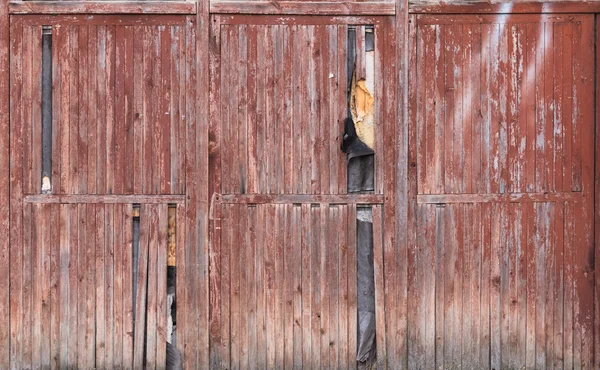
[8,1,197,15]
[210,1,395,15]
[409,1,600,14]
[0,0,9,365]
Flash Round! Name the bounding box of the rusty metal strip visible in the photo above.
[417,192,583,204]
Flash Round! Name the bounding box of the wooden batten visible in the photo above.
[9,1,196,15]
[210,1,395,15]
[0,0,9,366]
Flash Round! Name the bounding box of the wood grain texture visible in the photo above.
[13,18,189,197]
[210,1,395,15]
[9,1,196,15]
[408,13,596,369]
[0,0,8,362]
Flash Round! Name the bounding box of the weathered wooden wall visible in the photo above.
[1,0,599,369]
[409,13,595,369]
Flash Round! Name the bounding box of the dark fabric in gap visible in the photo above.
[41,29,52,183]
[356,216,376,363]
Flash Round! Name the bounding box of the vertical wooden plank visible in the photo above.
[246,25,257,195]
[575,16,595,368]
[372,205,386,369]
[68,204,79,367]
[497,23,508,194]
[563,201,574,369]
[284,205,295,369]
[553,202,565,369]
[230,205,240,370]
[300,204,312,369]
[490,203,501,370]
[0,0,9,362]
[113,203,124,367]
[49,204,60,369]
[337,25,347,195]
[122,204,134,369]
[319,204,330,369]
[96,26,107,194]
[452,26,464,194]
[327,26,338,195]
[328,206,339,370]
[160,26,171,195]
[265,204,275,369]
[310,204,321,370]
[21,26,32,196]
[247,206,257,370]
[40,204,52,369]
[104,204,115,369]
[462,25,473,194]
[434,206,445,370]
[563,23,573,192]
[479,203,491,367]
[301,27,311,195]
[169,26,181,194]
[21,202,32,368]
[337,205,348,370]
[95,204,106,369]
[30,203,42,369]
[87,26,98,194]
[239,205,249,370]
[9,20,23,370]
[347,204,357,370]
[156,204,168,368]
[133,204,149,369]
[58,26,70,195]
[78,204,89,369]
[114,26,126,195]
[208,15,222,369]
[318,26,330,196]
[85,204,96,368]
[516,24,526,193]
[174,204,186,369]
[105,26,116,194]
[480,23,491,193]
[553,23,564,193]
[132,26,143,194]
[535,203,547,369]
[256,205,266,369]
[274,204,285,369]
[220,204,231,369]
[146,205,158,370]
[417,25,430,194]
[507,24,518,194]
[68,27,79,195]
[123,26,134,194]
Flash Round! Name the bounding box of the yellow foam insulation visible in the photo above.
[168,206,176,266]
[350,51,375,149]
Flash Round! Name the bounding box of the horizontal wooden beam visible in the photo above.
[218,193,385,204]
[211,1,395,15]
[216,14,388,25]
[24,194,186,204]
[409,1,600,14]
[9,1,196,14]
[417,192,583,204]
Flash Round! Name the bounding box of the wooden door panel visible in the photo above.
[411,14,595,369]
[11,16,193,196]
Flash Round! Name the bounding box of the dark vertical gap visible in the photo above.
[166,204,182,368]
[132,205,141,335]
[41,26,52,193]
[344,26,377,368]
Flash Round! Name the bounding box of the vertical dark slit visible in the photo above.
[132,205,141,333]
[41,26,53,193]
[345,26,377,367]
[166,205,182,368]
